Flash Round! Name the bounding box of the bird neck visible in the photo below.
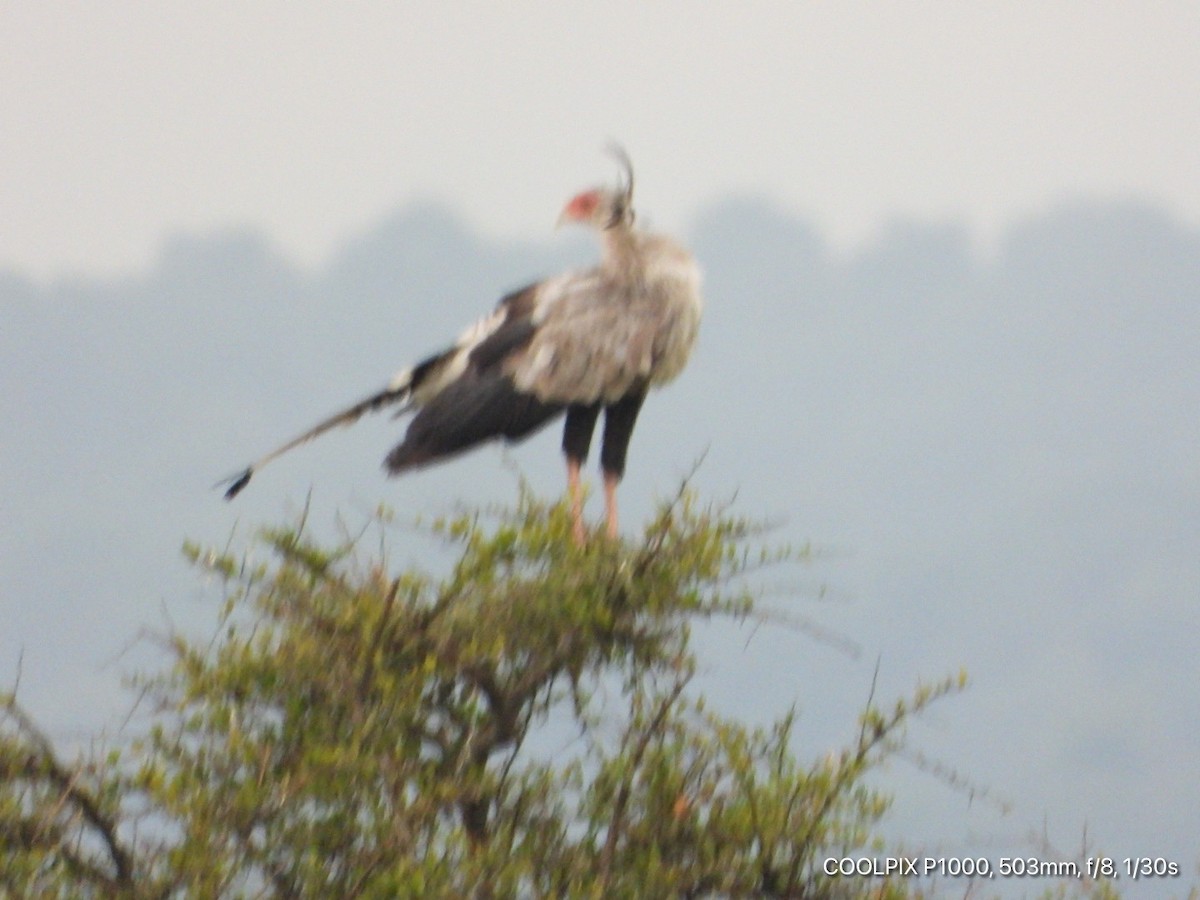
[600,225,640,276]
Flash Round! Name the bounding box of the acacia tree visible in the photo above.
[2,487,964,898]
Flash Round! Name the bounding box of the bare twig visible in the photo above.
[1,697,135,888]
[598,675,689,891]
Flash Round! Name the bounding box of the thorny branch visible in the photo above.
[597,675,690,891]
[1,693,135,890]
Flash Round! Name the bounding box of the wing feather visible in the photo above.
[219,280,563,497]
[506,239,702,405]
[384,370,563,473]
[508,279,660,405]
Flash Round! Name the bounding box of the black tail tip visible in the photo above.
[221,469,253,500]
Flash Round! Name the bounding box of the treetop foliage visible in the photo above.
[2,485,971,898]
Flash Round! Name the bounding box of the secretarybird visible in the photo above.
[220,149,703,542]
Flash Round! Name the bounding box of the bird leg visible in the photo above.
[598,388,646,543]
[603,470,621,539]
[567,457,586,545]
[563,404,602,545]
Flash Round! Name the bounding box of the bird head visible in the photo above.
[558,145,635,231]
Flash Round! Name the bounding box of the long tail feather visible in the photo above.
[218,379,413,500]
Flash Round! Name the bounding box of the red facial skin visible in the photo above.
[561,190,601,223]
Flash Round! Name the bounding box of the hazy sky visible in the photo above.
[4,3,1198,278]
